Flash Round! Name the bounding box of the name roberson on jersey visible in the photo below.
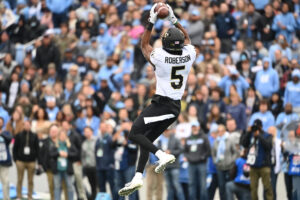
[150,44,196,101]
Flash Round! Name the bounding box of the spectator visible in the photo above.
[158,128,184,200]
[13,120,39,200]
[226,118,241,148]
[272,3,297,44]
[0,53,17,79]
[225,149,251,200]
[75,0,98,22]
[269,34,292,63]
[219,68,249,99]
[35,33,61,75]
[238,3,261,48]
[215,3,236,53]
[268,126,282,200]
[249,99,275,132]
[254,57,279,98]
[81,126,97,200]
[0,117,12,200]
[204,87,226,119]
[96,23,114,56]
[187,9,204,46]
[206,104,226,132]
[259,4,275,48]
[31,107,51,139]
[241,119,273,200]
[184,120,210,200]
[226,93,247,131]
[41,124,68,200]
[6,109,24,136]
[276,104,299,137]
[61,120,86,200]
[51,129,77,200]
[212,124,239,200]
[284,69,300,114]
[113,120,138,200]
[207,123,219,200]
[269,93,283,118]
[85,37,107,66]
[146,151,164,200]
[95,122,116,198]
[46,0,72,27]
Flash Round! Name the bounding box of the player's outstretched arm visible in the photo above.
[166,4,191,45]
[141,4,157,65]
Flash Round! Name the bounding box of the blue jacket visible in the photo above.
[269,44,292,63]
[284,81,300,107]
[276,112,299,127]
[97,65,118,90]
[83,116,101,136]
[252,0,269,10]
[97,24,115,56]
[207,135,217,174]
[218,76,249,98]
[254,58,279,98]
[95,134,115,170]
[272,12,297,43]
[249,111,275,132]
[46,0,72,14]
[234,157,250,185]
[226,103,247,131]
[0,106,9,126]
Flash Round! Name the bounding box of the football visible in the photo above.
[154,2,169,19]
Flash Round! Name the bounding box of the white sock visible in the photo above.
[155,150,165,159]
[134,172,143,180]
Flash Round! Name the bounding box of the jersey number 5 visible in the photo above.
[171,66,185,89]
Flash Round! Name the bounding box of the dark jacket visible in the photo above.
[158,134,182,169]
[240,131,273,168]
[48,140,78,175]
[67,129,82,162]
[0,131,13,166]
[95,134,115,170]
[259,15,276,42]
[184,131,211,164]
[215,13,236,39]
[34,42,61,74]
[13,130,39,162]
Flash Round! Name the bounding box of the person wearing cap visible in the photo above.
[183,120,210,200]
[212,124,239,200]
[219,67,249,99]
[187,9,204,46]
[254,57,279,98]
[35,31,60,75]
[240,119,273,200]
[96,23,114,56]
[84,37,107,66]
[284,69,300,115]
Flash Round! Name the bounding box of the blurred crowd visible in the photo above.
[1,0,300,200]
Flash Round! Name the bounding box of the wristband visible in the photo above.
[146,22,154,31]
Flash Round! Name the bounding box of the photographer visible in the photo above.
[225,149,251,200]
[241,119,273,200]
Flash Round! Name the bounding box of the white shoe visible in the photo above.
[154,153,176,173]
[118,176,143,196]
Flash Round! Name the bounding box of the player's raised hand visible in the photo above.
[149,3,158,24]
[166,4,177,24]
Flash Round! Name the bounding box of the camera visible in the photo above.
[251,119,263,132]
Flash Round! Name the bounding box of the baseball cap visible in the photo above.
[253,119,263,128]
[292,69,300,78]
[191,9,200,16]
[229,68,239,75]
[190,121,200,127]
[209,123,218,134]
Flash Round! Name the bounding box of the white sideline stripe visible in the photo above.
[144,114,176,124]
